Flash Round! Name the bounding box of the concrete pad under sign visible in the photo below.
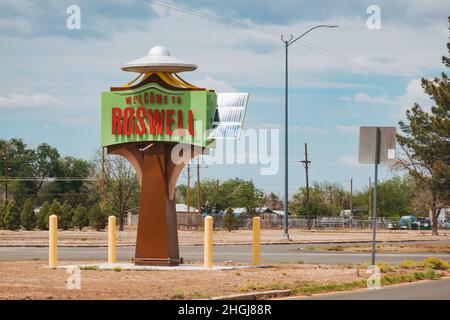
[59,263,259,271]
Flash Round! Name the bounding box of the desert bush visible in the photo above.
[422,257,449,270]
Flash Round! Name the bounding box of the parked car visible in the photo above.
[388,221,400,230]
[399,215,419,230]
[417,217,431,230]
[439,220,450,229]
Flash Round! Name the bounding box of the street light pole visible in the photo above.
[281,25,338,239]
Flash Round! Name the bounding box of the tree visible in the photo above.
[20,198,36,230]
[48,199,61,220]
[222,207,239,232]
[396,17,450,235]
[0,201,7,229]
[264,192,284,210]
[59,200,73,230]
[99,153,139,231]
[32,143,60,193]
[90,205,108,231]
[36,201,50,230]
[4,200,20,230]
[72,204,89,231]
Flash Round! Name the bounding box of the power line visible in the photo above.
[144,0,408,84]
[145,0,282,36]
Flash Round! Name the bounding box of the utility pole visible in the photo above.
[301,143,311,230]
[187,162,191,215]
[196,158,201,217]
[2,142,10,202]
[100,147,105,210]
[350,178,353,229]
[368,177,372,219]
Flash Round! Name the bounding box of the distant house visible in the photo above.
[223,207,288,218]
[125,204,199,227]
[438,208,450,223]
[175,203,198,214]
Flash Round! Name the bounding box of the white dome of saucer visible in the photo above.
[121,46,197,73]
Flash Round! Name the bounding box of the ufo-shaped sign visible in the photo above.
[121,45,197,73]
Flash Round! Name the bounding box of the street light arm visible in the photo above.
[288,24,338,46]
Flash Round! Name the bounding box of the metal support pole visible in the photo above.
[283,41,289,239]
[372,127,381,266]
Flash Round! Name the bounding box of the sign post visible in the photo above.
[359,126,396,266]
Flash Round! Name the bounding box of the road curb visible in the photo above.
[209,289,291,300]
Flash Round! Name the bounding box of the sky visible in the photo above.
[0,0,448,197]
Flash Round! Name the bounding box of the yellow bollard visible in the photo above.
[252,217,261,266]
[49,214,58,268]
[204,215,213,268]
[108,216,117,264]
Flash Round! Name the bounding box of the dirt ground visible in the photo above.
[0,260,364,300]
[1,229,449,247]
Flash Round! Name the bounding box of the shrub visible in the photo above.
[36,201,50,230]
[59,201,73,230]
[422,257,449,270]
[376,262,395,273]
[20,198,36,230]
[4,200,21,230]
[89,205,108,231]
[222,207,239,232]
[399,260,419,270]
[72,204,89,231]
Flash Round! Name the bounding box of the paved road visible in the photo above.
[1,244,449,264]
[292,278,450,300]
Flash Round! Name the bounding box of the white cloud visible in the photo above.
[340,78,434,118]
[335,125,359,134]
[193,75,236,92]
[0,93,64,109]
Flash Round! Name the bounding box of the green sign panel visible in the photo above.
[101,82,217,147]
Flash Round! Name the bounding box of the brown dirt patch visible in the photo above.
[0,260,363,300]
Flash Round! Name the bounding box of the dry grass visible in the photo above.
[0,260,363,300]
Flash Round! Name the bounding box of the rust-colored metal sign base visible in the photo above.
[108,142,199,266]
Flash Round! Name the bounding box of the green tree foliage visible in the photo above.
[353,176,415,220]
[20,198,36,230]
[36,201,50,230]
[222,207,239,232]
[72,204,89,231]
[0,201,7,229]
[4,200,20,230]
[396,17,450,235]
[0,139,93,207]
[48,199,61,219]
[184,178,265,215]
[59,200,73,230]
[89,205,108,231]
[290,182,348,218]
